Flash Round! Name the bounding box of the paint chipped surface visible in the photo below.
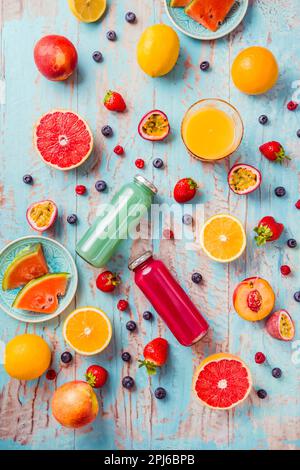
[0,0,300,451]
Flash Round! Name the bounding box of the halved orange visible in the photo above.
[63,307,112,356]
[200,214,246,263]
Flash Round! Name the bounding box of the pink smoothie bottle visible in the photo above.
[129,251,209,346]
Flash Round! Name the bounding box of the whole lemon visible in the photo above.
[231,46,278,95]
[137,24,180,77]
[4,334,51,380]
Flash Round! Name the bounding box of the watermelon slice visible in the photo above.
[2,244,48,291]
[12,273,69,314]
[185,0,235,32]
[170,0,190,7]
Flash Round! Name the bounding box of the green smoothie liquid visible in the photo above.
[76,175,157,267]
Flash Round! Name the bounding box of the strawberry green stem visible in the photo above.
[254,225,273,246]
[138,359,158,376]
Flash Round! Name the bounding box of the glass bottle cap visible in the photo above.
[134,175,158,194]
[128,251,153,271]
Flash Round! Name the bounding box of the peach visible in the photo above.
[233,277,275,321]
[51,381,99,428]
[34,35,78,81]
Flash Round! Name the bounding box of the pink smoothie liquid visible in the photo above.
[129,252,209,346]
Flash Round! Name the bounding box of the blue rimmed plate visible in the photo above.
[0,236,78,323]
[164,0,249,40]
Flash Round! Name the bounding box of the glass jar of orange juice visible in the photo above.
[181,98,244,162]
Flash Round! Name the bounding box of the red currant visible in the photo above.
[46,369,57,380]
[255,352,266,364]
[117,299,129,311]
[163,229,174,240]
[135,158,145,169]
[75,185,87,195]
[280,265,291,276]
[295,200,300,210]
[114,145,124,155]
[287,100,298,111]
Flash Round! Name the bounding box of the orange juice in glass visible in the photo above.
[181,99,243,162]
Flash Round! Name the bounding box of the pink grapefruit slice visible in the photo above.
[193,353,252,410]
[34,110,93,170]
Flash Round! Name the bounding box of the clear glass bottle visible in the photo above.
[129,251,209,346]
[76,176,157,267]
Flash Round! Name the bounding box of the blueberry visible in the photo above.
[121,352,131,362]
[101,125,113,137]
[182,214,193,225]
[154,387,167,399]
[143,311,153,321]
[257,389,267,399]
[61,351,73,364]
[67,214,77,225]
[122,376,135,389]
[92,51,103,63]
[125,12,136,23]
[297,129,300,138]
[192,272,202,284]
[287,238,297,248]
[274,186,286,197]
[200,61,210,71]
[126,320,137,332]
[95,180,107,192]
[259,115,268,125]
[107,30,117,41]
[294,291,300,302]
[23,174,33,184]
[153,158,164,169]
[272,367,282,379]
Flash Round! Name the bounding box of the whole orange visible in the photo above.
[4,333,51,380]
[231,46,278,95]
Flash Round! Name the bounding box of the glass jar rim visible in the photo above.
[128,250,153,271]
[134,175,158,194]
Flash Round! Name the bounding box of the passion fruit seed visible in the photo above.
[280,313,293,338]
[247,290,262,313]
[29,202,55,228]
[142,113,169,139]
[230,167,258,192]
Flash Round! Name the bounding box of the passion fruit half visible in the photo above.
[228,163,261,195]
[265,309,295,341]
[26,200,58,232]
[138,110,170,141]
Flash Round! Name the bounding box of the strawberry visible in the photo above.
[173,178,197,203]
[259,141,290,163]
[138,338,168,375]
[86,365,108,388]
[96,271,120,292]
[104,90,126,112]
[254,216,284,246]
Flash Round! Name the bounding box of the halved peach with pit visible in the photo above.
[233,277,275,321]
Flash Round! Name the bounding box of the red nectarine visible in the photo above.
[51,381,99,428]
[34,35,78,81]
[233,277,275,321]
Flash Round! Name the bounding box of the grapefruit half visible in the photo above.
[33,110,93,170]
[193,353,252,410]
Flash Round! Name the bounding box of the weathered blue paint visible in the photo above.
[0,0,299,450]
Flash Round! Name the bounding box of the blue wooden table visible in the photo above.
[0,0,299,450]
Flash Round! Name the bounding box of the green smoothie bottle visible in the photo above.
[76,175,157,267]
